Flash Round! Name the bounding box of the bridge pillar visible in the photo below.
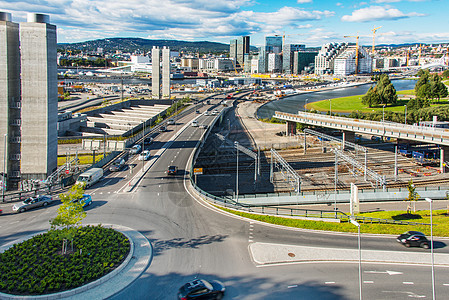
[342,130,355,150]
[286,121,296,136]
[441,146,449,173]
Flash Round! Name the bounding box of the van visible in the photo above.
[76,168,103,188]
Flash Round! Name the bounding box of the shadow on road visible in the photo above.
[147,234,229,256]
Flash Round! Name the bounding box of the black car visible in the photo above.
[167,165,178,175]
[397,231,430,248]
[178,279,225,300]
[109,158,126,172]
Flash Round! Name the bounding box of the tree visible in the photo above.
[405,179,419,213]
[361,86,380,107]
[381,83,398,105]
[415,70,429,94]
[49,184,86,254]
[442,69,449,78]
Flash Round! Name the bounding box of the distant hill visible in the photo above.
[58,37,231,53]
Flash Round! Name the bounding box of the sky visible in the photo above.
[1,0,448,47]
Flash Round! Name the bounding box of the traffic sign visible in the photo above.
[193,168,203,175]
[65,169,70,175]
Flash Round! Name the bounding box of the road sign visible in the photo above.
[65,169,70,175]
[193,168,203,175]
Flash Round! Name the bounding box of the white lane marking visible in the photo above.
[157,193,160,196]
[364,281,374,284]
[325,282,335,285]
[9,221,20,224]
[248,239,253,243]
[444,284,449,286]
[287,285,298,289]
[403,282,414,285]
[365,270,403,276]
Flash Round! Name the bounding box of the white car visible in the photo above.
[192,120,199,127]
[167,119,175,125]
[138,150,150,161]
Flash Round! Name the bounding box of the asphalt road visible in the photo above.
[1,96,449,299]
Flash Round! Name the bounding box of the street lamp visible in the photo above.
[404,105,407,125]
[382,104,386,123]
[350,219,362,300]
[329,99,332,115]
[305,98,308,112]
[235,141,239,203]
[425,197,436,300]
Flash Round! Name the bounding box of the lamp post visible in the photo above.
[425,197,435,300]
[404,105,407,125]
[382,104,386,123]
[235,141,239,203]
[329,99,332,115]
[305,99,308,112]
[350,219,362,300]
[2,133,7,202]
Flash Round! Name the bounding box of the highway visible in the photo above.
[1,95,449,299]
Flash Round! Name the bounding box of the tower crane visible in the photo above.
[344,34,360,74]
[371,26,382,56]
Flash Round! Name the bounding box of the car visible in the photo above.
[167,165,178,175]
[159,125,167,132]
[200,124,208,129]
[138,150,151,161]
[397,231,430,248]
[72,194,92,208]
[109,157,126,172]
[196,110,201,114]
[130,144,142,154]
[12,195,53,213]
[178,279,225,300]
[167,119,175,125]
[212,109,219,115]
[203,111,210,116]
[192,120,198,127]
[144,137,154,145]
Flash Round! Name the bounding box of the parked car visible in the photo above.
[72,194,92,208]
[167,119,175,125]
[167,165,178,175]
[397,231,430,248]
[109,158,126,172]
[178,279,225,300]
[130,144,142,154]
[159,125,167,132]
[138,150,151,161]
[12,195,53,213]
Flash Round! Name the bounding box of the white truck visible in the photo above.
[76,168,103,188]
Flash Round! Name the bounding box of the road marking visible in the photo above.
[364,281,374,284]
[325,282,335,285]
[365,270,403,276]
[248,239,253,243]
[9,221,19,224]
[403,282,414,285]
[443,284,449,286]
[287,285,298,289]
[157,193,160,196]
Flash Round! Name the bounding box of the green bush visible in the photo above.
[0,225,130,295]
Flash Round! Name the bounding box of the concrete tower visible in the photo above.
[151,46,161,99]
[20,13,58,179]
[162,46,170,98]
[0,12,21,188]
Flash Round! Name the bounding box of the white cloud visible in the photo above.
[297,0,312,3]
[341,5,424,22]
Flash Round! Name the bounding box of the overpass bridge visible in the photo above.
[275,111,449,170]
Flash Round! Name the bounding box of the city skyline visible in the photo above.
[1,0,448,47]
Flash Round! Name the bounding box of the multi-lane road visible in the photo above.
[1,95,449,299]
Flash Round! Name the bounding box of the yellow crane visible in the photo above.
[344,34,360,74]
[371,26,382,56]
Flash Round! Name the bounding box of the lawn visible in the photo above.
[58,154,105,166]
[219,207,449,237]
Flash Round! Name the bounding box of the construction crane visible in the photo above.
[418,44,422,66]
[371,26,382,56]
[344,34,360,74]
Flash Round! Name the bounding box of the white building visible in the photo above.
[267,53,282,73]
[314,43,348,75]
[333,46,372,76]
[199,58,235,72]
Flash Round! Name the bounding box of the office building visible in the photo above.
[229,36,250,69]
[0,12,21,187]
[267,53,282,73]
[283,44,305,74]
[333,46,372,76]
[20,13,57,180]
[265,36,283,54]
[314,43,348,75]
[292,51,318,74]
[162,47,170,98]
[151,46,161,98]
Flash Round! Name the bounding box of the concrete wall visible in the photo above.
[20,19,58,179]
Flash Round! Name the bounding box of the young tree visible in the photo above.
[405,179,419,213]
[49,184,86,254]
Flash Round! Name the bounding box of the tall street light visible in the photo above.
[329,99,332,115]
[382,104,386,123]
[305,99,308,112]
[350,219,362,300]
[425,197,435,300]
[235,141,239,203]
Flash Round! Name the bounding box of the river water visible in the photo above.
[257,79,417,119]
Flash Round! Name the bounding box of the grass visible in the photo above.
[219,206,449,237]
[58,154,105,166]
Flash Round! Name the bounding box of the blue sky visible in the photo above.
[1,0,448,47]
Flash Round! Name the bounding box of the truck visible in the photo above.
[76,168,103,188]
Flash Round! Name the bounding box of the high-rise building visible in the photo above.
[282,44,305,74]
[314,43,348,75]
[0,12,21,187]
[162,47,170,98]
[20,13,57,179]
[267,53,282,73]
[265,36,283,54]
[229,36,250,69]
[333,46,372,76]
[151,46,161,98]
[292,51,318,74]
